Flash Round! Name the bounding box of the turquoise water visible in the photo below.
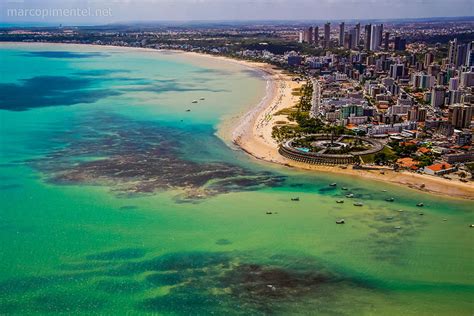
[0,43,473,315]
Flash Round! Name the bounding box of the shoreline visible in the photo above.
[2,42,473,200]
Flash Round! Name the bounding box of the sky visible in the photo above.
[1,0,473,25]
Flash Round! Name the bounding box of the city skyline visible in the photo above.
[1,0,473,25]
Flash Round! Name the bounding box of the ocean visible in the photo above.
[0,43,472,315]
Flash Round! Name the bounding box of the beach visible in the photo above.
[224,57,474,200]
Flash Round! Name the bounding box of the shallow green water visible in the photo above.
[0,43,473,315]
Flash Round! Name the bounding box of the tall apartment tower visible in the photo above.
[355,23,361,46]
[449,104,473,128]
[455,44,467,67]
[424,51,435,69]
[384,32,390,51]
[324,22,331,49]
[307,26,314,44]
[448,38,458,65]
[364,24,372,51]
[370,24,382,51]
[314,26,319,46]
[431,86,446,108]
[339,22,345,47]
[466,41,474,67]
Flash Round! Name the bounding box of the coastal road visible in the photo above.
[310,78,321,118]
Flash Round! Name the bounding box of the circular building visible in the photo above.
[279,134,383,165]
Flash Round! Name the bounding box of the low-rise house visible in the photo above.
[397,157,419,170]
[423,163,456,175]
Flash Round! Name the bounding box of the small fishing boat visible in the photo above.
[397,209,404,212]
[416,203,424,207]
[336,200,344,204]
[470,224,474,228]
[291,197,300,201]
[200,97,205,100]
[353,202,364,207]
[266,211,273,215]
[385,197,395,202]
[341,187,348,190]
[346,193,354,198]
[186,109,191,112]
[419,212,424,216]
[192,100,198,103]
[329,183,337,187]
[336,219,345,224]
[394,226,401,230]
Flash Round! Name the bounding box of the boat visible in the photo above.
[397,209,404,213]
[346,193,354,198]
[394,226,401,230]
[336,200,344,204]
[470,224,474,228]
[291,197,300,201]
[186,109,191,112]
[419,212,424,216]
[341,187,348,190]
[192,100,198,103]
[329,183,337,187]
[353,202,364,206]
[336,219,345,224]
[416,203,424,207]
[385,197,395,202]
[266,211,273,215]
[381,189,387,192]
[200,97,205,100]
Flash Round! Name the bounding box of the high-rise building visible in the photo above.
[412,73,435,90]
[349,28,357,49]
[448,104,473,128]
[456,44,468,67]
[364,24,371,51]
[370,24,383,51]
[355,23,361,46]
[448,38,458,65]
[466,41,474,67]
[303,26,314,44]
[314,26,319,46]
[394,37,406,51]
[460,71,474,88]
[424,51,435,69]
[384,32,390,51]
[431,86,446,108]
[324,22,331,49]
[449,90,463,105]
[390,64,405,80]
[339,22,345,47]
[449,77,459,90]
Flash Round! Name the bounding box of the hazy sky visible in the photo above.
[1,0,473,24]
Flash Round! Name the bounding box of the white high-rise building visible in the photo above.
[370,24,383,51]
[449,77,459,90]
[466,41,474,67]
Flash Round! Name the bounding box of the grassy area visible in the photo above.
[275,107,298,116]
[360,146,396,164]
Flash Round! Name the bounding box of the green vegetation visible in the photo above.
[361,146,396,164]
